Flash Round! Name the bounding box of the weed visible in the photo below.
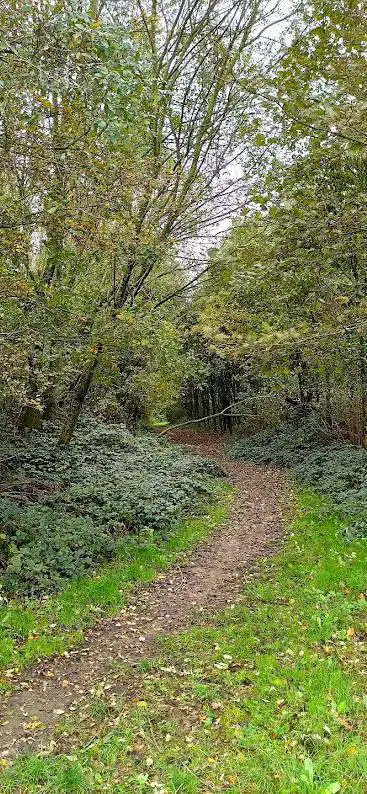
[0,417,223,596]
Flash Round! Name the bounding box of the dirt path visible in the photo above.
[0,430,289,758]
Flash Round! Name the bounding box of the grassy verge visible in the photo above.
[1,489,367,792]
[0,481,232,680]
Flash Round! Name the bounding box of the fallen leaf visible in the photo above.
[337,717,353,731]
[24,720,44,731]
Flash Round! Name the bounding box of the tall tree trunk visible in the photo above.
[324,370,332,428]
[210,384,217,430]
[59,345,102,444]
[296,354,307,407]
[358,336,367,447]
[193,389,199,421]
[42,385,57,420]
[18,405,42,432]
[18,355,42,432]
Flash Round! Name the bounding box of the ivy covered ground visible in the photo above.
[1,430,367,794]
[230,421,367,537]
[0,420,224,672]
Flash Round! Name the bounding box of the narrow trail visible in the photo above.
[0,430,289,758]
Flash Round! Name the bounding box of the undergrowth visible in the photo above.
[1,492,367,793]
[0,481,232,674]
[229,421,323,467]
[0,418,222,595]
[230,421,367,537]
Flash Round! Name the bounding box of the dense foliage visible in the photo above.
[1,0,367,602]
[230,421,325,468]
[1,0,280,440]
[230,422,367,537]
[0,419,221,594]
[179,1,367,449]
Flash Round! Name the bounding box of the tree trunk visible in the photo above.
[358,336,367,447]
[42,385,57,420]
[210,384,217,430]
[324,370,332,428]
[18,405,42,431]
[59,346,102,445]
[296,357,307,406]
[17,354,42,432]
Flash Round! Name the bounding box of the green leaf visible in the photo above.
[322,784,341,794]
[303,757,314,783]
[255,132,266,147]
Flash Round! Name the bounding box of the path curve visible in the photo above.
[0,430,289,758]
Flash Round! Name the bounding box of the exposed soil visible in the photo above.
[0,430,289,758]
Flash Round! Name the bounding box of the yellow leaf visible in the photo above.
[34,94,55,111]
[24,720,44,731]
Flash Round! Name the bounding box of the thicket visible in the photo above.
[0,418,221,595]
[177,2,367,450]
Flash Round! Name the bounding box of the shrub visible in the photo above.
[295,444,367,508]
[229,420,367,538]
[229,420,324,467]
[0,500,114,595]
[0,418,223,594]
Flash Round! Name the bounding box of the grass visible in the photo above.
[1,489,367,793]
[0,481,232,679]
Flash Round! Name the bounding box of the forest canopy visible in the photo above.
[0,0,367,443]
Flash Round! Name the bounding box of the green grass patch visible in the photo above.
[1,489,367,793]
[0,481,232,676]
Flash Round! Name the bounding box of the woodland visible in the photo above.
[1,0,365,446]
[0,1,367,793]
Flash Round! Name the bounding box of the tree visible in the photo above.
[171,0,367,443]
[274,0,367,150]
[186,141,367,443]
[57,0,290,441]
[0,0,144,430]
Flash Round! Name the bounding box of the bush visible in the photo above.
[229,420,367,538]
[229,420,324,467]
[295,444,367,509]
[0,501,114,594]
[0,418,222,595]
